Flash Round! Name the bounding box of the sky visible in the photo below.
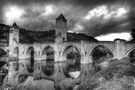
[0,0,135,41]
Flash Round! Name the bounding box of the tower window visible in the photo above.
[63,37,65,41]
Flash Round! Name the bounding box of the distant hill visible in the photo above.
[19,29,97,43]
[67,33,97,42]
[0,23,10,44]
[0,23,98,43]
[77,58,135,90]
[19,29,55,43]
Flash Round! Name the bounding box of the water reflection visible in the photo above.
[41,60,54,76]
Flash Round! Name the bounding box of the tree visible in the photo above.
[77,58,135,90]
[131,29,135,41]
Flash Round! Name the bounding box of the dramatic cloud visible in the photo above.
[0,0,134,40]
[83,5,128,20]
[3,5,26,24]
[77,4,131,36]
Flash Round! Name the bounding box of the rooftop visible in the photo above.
[56,14,67,22]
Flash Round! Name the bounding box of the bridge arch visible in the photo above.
[26,47,34,73]
[62,44,81,56]
[127,48,135,62]
[13,47,19,70]
[41,46,55,76]
[126,48,135,57]
[89,45,114,70]
[62,45,81,78]
[89,44,114,56]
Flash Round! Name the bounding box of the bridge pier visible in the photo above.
[8,60,19,86]
[81,63,93,81]
[114,39,126,59]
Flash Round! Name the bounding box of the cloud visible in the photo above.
[19,4,72,30]
[42,5,55,16]
[3,5,26,25]
[83,5,128,20]
[69,4,131,37]
[71,23,84,32]
[82,19,131,37]
[0,0,134,39]
[95,32,132,41]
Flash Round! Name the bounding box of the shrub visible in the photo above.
[77,58,135,90]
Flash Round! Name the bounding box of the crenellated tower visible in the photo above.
[8,22,20,84]
[55,14,67,43]
[9,22,19,57]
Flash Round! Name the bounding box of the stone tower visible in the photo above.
[55,13,67,42]
[9,22,19,57]
[8,22,20,84]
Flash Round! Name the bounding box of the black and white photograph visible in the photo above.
[0,0,134,90]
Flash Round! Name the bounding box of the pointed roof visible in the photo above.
[56,13,67,22]
[12,22,19,29]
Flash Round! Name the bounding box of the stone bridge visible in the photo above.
[0,14,134,88]
[7,39,135,85]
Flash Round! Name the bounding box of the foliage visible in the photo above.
[19,29,55,43]
[67,33,97,42]
[77,58,135,90]
[131,29,135,40]
[131,29,135,42]
[18,75,28,84]
[0,30,9,43]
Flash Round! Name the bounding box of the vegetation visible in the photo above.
[131,29,135,42]
[19,29,97,43]
[77,57,135,90]
[0,28,97,44]
[19,29,55,43]
[67,33,97,42]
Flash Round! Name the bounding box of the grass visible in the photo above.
[77,58,135,90]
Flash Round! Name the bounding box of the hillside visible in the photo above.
[77,58,135,90]
[19,29,55,43]
[19,29,98,43]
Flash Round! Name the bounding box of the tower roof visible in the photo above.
[12,22,19,29]
[56,14,67,22]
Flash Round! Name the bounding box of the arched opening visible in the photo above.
[13,47,19,70]
[90,45,113,71]
[128,49,135,64]
[26,47,34,73]
[42,46,54,76]
[62,46,81,78]
[13,47,19,57]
